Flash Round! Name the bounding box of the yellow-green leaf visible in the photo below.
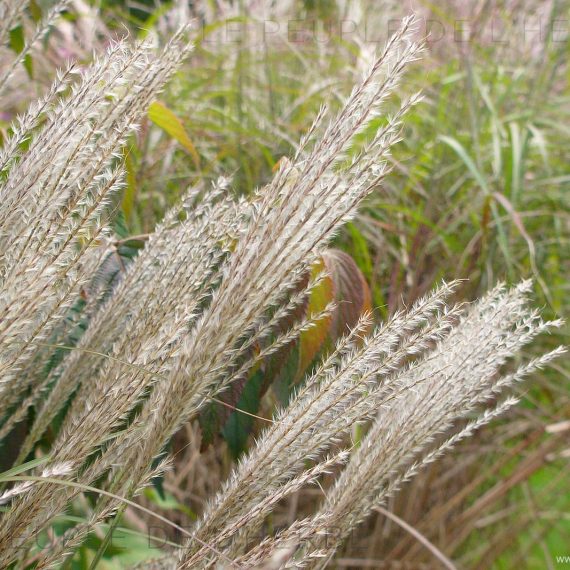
[29,0,43,22]
[298,257,334,375]
[148,101,200,169]
[121,148,137,225]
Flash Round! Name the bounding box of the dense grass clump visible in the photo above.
[0,1,567,568]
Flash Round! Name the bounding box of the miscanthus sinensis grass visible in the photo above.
[0,12,564,570]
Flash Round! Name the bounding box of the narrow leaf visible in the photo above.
[148,101,200,169]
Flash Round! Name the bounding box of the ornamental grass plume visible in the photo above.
[171,282,564,569]
[0,10,565,570]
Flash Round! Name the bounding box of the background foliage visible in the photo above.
[1,0,568,568]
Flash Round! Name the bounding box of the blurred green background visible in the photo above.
[1,0,568,568]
